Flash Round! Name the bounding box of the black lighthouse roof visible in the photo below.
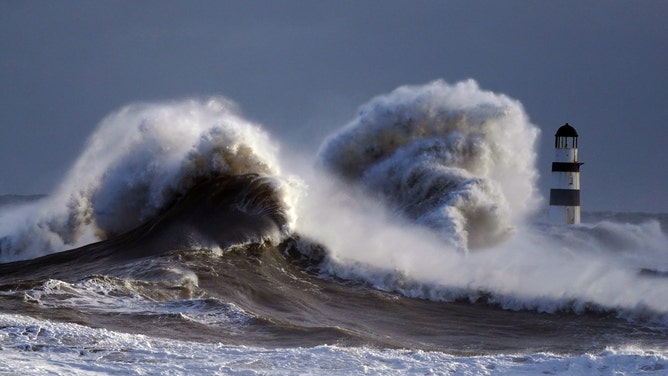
[555,123,578,137]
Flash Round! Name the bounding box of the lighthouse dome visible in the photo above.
[555,123,578,137]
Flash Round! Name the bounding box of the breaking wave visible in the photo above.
[0,98,299,262]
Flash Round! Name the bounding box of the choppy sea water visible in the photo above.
[1,81,667,374]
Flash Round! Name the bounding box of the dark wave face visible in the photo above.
[0,98,290,262]
[0,174,288,278]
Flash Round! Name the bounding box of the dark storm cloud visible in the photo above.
[1,0,666,212]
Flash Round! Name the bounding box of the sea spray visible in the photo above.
[294,175,668,321]
[318,79,540,250]
[293,79,668,321]
[0,98,298,262]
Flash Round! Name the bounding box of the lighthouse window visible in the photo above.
[569,175,573,185]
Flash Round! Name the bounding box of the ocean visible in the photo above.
[1,80,666,375]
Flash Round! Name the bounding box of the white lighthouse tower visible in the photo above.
[549,123,582,225]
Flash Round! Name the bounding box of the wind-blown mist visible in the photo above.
[0,98,296,262]
[318,79,540,250]
[293,79,668,322]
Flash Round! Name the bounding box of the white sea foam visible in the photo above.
[0,97,299,262]
[3,275,252,326]
[1,314,666,375]
[295,177,668,321]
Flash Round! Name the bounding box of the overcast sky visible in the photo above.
[1,1,666,212]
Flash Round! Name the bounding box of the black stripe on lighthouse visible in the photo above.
[551,162,582,172]
[549,189,580,206]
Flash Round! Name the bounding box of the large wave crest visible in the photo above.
[0,98,296,262]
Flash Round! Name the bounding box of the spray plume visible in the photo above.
[318,79,540,250]
[290,79,668,322]
[0,98,296,262]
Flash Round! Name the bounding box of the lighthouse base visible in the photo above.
[549,205,580,225]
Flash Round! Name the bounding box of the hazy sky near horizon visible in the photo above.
[1,1,666,212]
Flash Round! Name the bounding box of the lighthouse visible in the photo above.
[549,123,582,224]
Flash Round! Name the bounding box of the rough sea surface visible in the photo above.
[1,81,666,374]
